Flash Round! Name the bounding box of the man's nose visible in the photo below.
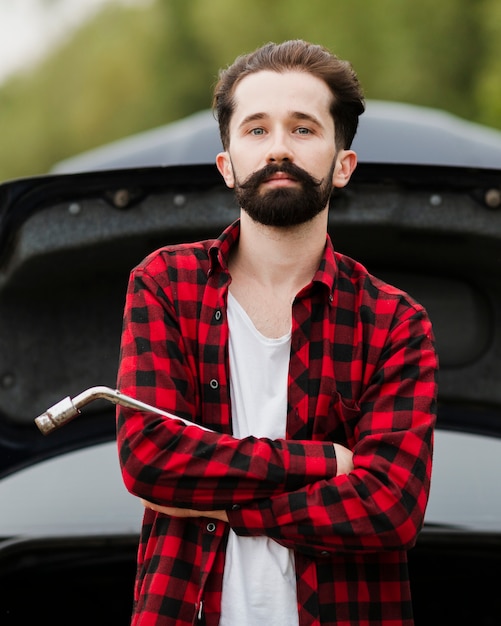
[265,131,293,163]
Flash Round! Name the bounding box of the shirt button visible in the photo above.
[214,310,222,321]
[207,522,216,532]
[231,504,241,511]
[320,551,329,557]
[209,379,219,390]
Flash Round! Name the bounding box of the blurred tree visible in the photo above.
[0,2,160,178]
[150,0,215,119]
[0,0,500,182]
[475,0,501,128]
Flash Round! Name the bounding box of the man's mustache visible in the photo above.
[238,162,322,190]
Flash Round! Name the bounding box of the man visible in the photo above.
[116,40,438,626]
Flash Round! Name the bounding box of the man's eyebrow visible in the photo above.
[238,110,324,128]
[238,112,267,128]
[289,111,323,127]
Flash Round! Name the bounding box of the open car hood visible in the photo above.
[1,159,501,475]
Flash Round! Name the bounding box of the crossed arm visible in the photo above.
[141,442,354,521]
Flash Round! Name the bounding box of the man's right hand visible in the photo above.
[333,443,354,476]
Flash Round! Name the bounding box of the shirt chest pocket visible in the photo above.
[310,389,360,449]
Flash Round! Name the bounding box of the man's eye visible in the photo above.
[250,128,265,136]
[296,127,311,135]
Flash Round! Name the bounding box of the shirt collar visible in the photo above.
[209,220,338,302]
[208,219,240,274]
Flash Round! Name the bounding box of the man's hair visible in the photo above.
[213,39,365,151]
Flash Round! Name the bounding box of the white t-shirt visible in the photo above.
[220,292,299,626]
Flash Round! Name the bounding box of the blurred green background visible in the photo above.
[1,0,500,182]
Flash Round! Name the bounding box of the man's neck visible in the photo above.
[227,210,328,338]
[231,210,328,291]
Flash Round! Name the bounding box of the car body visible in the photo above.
[1,102,501,625]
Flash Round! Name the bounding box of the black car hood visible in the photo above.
[1,161,501,475]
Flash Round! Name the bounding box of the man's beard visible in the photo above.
[233,159,336,227]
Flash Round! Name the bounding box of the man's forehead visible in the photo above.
[231,70,333,121]
[233,69,329,95]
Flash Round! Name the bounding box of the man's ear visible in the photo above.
[332,150,358,189]
[216,151,235,188]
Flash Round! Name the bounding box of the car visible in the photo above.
[1,102,501,625]
[51,100,501,172]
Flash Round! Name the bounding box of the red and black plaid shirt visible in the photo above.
[117,219,438,626]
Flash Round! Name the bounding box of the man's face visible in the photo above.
[216,70,356,227]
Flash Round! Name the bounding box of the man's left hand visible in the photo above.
[141,499,229,522]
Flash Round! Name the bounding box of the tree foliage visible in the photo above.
[0,0,500,181]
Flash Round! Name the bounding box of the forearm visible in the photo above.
[139,443,353,523]
[227,418,435,553]
[118,414,338,509]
